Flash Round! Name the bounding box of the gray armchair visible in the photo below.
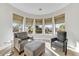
[51,31,67,55]
[14,32,33,54]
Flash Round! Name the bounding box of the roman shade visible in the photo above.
[35,19,42,25]
[54,14,65,24]
[13,13,24,24]
[44,18,52,24]
[26,18,33,25]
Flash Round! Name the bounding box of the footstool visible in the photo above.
[24,40,45,56]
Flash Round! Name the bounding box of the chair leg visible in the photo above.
[51,43,52,48]
[19,50,24,55]
[65,43,67,56]
[63,46,65,52]
[19,52,22,55]
[24,54,26,56]
[65,50,67,56]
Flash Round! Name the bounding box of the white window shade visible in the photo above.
[54,14,65,24]
[35,19,42,25]
[45,18,52,24]
[13,14,24,32]
[26,18,33,25]
[13,13,23,24]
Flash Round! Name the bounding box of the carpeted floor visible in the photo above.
[1,42,79,56]
[3,45,56,56]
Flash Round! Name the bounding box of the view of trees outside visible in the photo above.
[54,14,65,34]
[13,22,23,32]
[45,24,53,34]
[24,25,33,34]
[35,25,42,33]
[55,23,65,33]
[44,18,53,34]
[25,18,33,34]
[28,25,33,33]
[35,19,43,33]
[13,14,23,32]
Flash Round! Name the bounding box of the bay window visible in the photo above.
[25,18,33,34]
[35,19,43,33]
[54,14,65,34]
[44,18,53,34]
[13,14,23,32]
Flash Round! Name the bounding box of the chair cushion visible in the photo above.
[24,40,44,51]
[57,31,66,42]
[24,40,45,56]
[14,32,28,39]
[52,41,63,48]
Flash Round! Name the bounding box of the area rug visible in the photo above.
[2,42,79,56]
[4,47,56,56]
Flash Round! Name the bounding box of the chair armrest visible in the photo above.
[27,36,33,40]
[14,38,21,43]
[63,39,68,43]
[51,38,57,42]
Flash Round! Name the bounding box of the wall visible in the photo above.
[0,3,13,50]
[65,4,79,50]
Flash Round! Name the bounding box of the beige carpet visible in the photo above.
[1,42,79,56]
[9,47,56,56]
[46,42,79,56]
[4,47,56,56]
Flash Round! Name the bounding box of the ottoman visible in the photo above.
[24,40,45,56]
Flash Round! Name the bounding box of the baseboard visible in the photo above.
[0,45,11,51]
[67,46,79,53]
[0,45,11,56]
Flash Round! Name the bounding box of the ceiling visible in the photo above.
[10,3,69,15]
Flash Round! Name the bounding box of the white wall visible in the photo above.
[0,4,13,50]
[65,4,79,49]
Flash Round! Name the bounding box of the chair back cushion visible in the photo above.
[57,31,66,42]
[14,32,28,39]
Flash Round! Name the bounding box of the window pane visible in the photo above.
[54,14,65,34]
[45,24,53,34]
[44,18,53,34]
[13,14,23,32]
[25,18,33,34]
[25,25,33,34]
[35,19,43,33]
[56,23,65,32]
[35,25,42,33]
[13,22,23,32]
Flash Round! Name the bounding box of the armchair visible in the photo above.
[51,31,67,55]
[14,32,33,54]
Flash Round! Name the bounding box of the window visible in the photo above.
[56,23,65,32]
[54,14,65,34]
[35,19,43,33]
[13,14,23,32]
[45,18,53,34]
[25,18,33,34]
